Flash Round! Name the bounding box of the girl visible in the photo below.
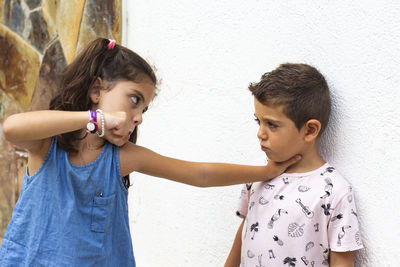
[0,38,300,266]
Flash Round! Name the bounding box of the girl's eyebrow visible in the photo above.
[133,90,145,102]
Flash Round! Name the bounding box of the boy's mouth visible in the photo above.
[261,145,270,152]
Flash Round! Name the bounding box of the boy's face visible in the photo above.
[254,98,306,163]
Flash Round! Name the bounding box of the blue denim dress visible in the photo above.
[0,138,135,266]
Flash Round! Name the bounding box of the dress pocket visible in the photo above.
[91,194,115,233]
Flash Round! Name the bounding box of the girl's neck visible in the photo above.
[78,133,105,153]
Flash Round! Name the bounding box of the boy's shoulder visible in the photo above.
[317,163,353,198]
[249,163,353,201]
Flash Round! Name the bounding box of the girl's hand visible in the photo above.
[102,111,134,146]
[264,155,302,178]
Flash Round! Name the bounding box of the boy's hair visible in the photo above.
[249,63,331,135]
[50,38,157,188]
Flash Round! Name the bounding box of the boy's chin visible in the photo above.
[266,154,296,163]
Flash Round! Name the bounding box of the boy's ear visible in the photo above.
[304,119,321,142]
[89,77,103,104]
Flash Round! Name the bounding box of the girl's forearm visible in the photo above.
[129,145,300,187]
[199,163,272,187]
[199,156,300,187]
[2,111,87,142]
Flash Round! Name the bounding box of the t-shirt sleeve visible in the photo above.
[236,183,251,219]
[328,187,363,252]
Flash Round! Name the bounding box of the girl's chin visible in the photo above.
[107,138,129,147]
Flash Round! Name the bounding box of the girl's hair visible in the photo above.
[50,38,157,188]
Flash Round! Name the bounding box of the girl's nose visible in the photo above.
[257,127,267,141]
[132,113,143,126]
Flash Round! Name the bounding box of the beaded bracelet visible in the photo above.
[86,110,98,134]
[96,109,105,137]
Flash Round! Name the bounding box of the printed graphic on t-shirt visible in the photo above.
[236,164,363,266]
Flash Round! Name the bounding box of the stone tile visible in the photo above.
[3,0,27,36]
[0,148,27,245]
[0,89,23,126]
[0,152,16,243]
[30,40,67,110]
[52,0,85,63]
[0,0,4,24]
[0,24,40,110]
[26,9,51,53]
[24,0,41,10]
[76,0,121,54]
[41,0,60,27]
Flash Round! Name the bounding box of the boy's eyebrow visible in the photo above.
[254,113,281,124]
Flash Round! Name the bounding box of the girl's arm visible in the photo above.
[120,143,300,187]
[224,219,244,267]
[3,110,92,176]
[2,110,88,151]
[330,251,355,267]
[2,110,130,151]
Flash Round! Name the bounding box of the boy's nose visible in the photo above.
[257,127,267,140]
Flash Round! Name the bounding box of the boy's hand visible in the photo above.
[264,155,302,178]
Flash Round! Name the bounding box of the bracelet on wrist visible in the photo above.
[96,109,105,137]
[86,110,98,134]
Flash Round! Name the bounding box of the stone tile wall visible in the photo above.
[0,0,121,245]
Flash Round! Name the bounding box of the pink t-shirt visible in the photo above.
[236,163,363,266]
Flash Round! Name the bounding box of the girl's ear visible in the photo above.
[89,77,103,104]
[304,119,321,142]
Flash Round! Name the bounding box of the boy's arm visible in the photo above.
[224,219,244,267]
[120,143,301,186]
[330,251,355,267]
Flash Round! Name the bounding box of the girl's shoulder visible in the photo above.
[117,142,142,176]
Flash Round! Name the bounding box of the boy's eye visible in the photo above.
[131,96,139,104]
[268,122,278,128]
[254,118,260,125]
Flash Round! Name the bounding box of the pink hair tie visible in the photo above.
[107,39,116,50]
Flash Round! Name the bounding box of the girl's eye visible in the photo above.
[131,96,139,104]
[254,118,260,125]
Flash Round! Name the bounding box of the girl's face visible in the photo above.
[93,78,156,146]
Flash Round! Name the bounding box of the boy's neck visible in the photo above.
[284,145,325,174]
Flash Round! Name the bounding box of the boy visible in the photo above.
[225,64,363,267]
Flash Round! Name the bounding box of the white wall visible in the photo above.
[124,1,400,266]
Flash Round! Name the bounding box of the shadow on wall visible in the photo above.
[319,86,369,266]
[0,0,121,245]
